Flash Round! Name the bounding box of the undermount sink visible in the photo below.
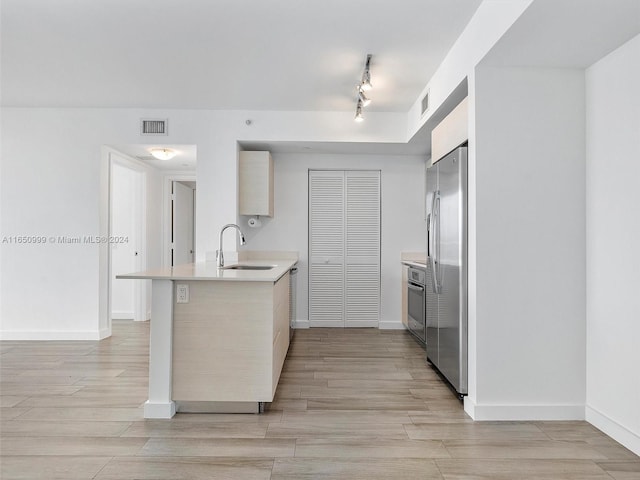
[224,265,274,271]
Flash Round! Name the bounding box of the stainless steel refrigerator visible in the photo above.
[425,146,468,396]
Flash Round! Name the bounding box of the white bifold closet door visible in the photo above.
[309,170,380,327]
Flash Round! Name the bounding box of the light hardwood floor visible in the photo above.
[1,321,638,479]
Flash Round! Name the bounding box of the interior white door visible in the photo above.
[172,181,195,266]
[308,170,380,328]
[345,171,380,327]
[309,171,345,327]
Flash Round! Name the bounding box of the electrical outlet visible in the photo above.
[176,284,189,303]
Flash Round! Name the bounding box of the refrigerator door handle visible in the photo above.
[426,213,431,258]
[430,191,440,294]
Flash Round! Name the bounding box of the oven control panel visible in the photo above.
[408,267,425,286]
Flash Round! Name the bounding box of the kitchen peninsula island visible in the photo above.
[117,255,297,418]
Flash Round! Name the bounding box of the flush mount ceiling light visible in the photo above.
[354,54,373,122]
[150,148,177,160]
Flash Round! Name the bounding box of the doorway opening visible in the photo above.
[162,176,197,267]
[170,180,196,266]
[100,145,197,337]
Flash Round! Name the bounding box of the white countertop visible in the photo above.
[116,259,297,282]
[401,260,427,269]
[400,252,426,270]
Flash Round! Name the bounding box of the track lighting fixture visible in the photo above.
[354,54,373,122]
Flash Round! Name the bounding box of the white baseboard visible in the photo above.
[0,330,107,341]
[345,320,379,328]
[309,320,345,328]
[378,320,406,330]
[176,401,259,414]
[144,400,176,419]
[296,320,406,330]
[112,311,134,320]
[586,405,640,456]
[309,320,380,328]
[464,398,585,421]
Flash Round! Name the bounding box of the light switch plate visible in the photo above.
[176,284,189,303]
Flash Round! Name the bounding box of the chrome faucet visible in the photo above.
[216,224,246,268]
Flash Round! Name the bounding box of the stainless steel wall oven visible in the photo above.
[407,266,426,346]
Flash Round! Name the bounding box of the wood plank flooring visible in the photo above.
[1,320,638,479]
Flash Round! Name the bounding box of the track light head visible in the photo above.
[358,86,372,107]
[354,100,364,122]
[360,71,373,91]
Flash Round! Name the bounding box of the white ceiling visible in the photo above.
[1,0,482,111]
[482,0,640,68]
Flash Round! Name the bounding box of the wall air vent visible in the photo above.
[140,118,168,136]
[421,90,430,116]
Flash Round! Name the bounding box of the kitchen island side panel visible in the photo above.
[172,281,274,402]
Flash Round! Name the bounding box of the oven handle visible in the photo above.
[407,283,424,292]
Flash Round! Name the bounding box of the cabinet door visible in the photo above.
[272,272,290,394]
[431,96,468,164]
[239,151,274,216]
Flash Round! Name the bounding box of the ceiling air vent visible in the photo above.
[421,90,430,116]
[140,118,168,136]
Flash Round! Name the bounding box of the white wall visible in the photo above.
[468,66,587,420]
[407,0,533,139]
[1,110,116,339]
[238,153,426,327]
[585,34,640,455]
[196,111,408,265]
[0,108,407,339]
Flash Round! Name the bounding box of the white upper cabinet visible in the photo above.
[239,151,274,217]
[431,96,468,164]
